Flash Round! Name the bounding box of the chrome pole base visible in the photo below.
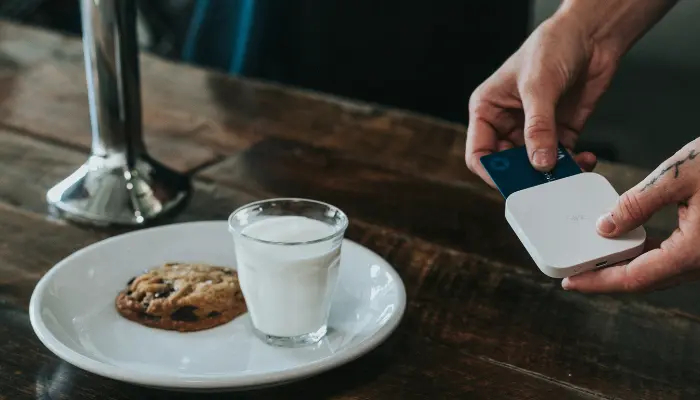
[47,154,191,227]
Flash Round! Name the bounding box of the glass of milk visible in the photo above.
[228,198,348,347]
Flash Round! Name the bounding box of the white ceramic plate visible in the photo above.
[29,221,406,391]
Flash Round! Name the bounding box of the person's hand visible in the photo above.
[465,13,621,184]
[563,139,700,292]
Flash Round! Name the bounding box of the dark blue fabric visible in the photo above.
[181,0,255,74]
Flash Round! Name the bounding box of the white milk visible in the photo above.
[233,216,341,337]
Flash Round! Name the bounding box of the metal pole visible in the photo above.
[47,0,191,226]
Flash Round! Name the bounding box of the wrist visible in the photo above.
[553,0,677,58]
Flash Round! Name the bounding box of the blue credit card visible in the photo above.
[480,144,582,198]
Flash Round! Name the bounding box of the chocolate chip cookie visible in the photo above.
[115,262,246,332]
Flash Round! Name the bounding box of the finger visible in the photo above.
[519,79,560,172]
[498,140,515,151]
[507,127,525,147]
[574,151,597,172]
[640,269,700,292]
[557,129,579,151]
[597,147,699,237]
[562,243,681,293]
[465,117,499,187]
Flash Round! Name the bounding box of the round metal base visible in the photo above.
[46,154,192,227]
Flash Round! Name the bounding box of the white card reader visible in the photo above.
[505,172,646,278]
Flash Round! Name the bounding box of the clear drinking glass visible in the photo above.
[228,198,348,347]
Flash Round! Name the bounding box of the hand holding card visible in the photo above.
[480,144,582,199]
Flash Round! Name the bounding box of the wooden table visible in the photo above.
[0,21,696,400]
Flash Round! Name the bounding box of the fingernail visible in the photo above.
[562,278,571,290]
[596,213,616,235]
[532,149,554,168]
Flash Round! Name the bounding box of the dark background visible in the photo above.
[5,0,694,170]
[0,0,528,124]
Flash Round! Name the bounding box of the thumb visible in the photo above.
[596,190,663,238]
[520,80,560,172]
[598,147,699,237]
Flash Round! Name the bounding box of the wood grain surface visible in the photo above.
[0,20,694,400]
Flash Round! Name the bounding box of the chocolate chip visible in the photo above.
[207,311,221,318]
[154,286,174,299]
[126,290,132,296]
[138,312,161,321]
[223,269,234,275]
[153,278,164,284]
[171,306,199,322]
[127,277,135,285]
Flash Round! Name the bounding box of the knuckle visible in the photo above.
[617,192,646,224]
[519,76,551,99]
[519,77,539,93]
[464,151,472,167]
[622,265,647,292]
[468,87,487,116]
[524,114,554,141]
[464,152,479,171]
[659,234,679,253]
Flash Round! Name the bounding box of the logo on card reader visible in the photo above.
[567,214,587,222]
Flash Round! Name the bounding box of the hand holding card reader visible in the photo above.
[480,145,646,278]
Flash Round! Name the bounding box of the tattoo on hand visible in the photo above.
[641,149,697,192]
